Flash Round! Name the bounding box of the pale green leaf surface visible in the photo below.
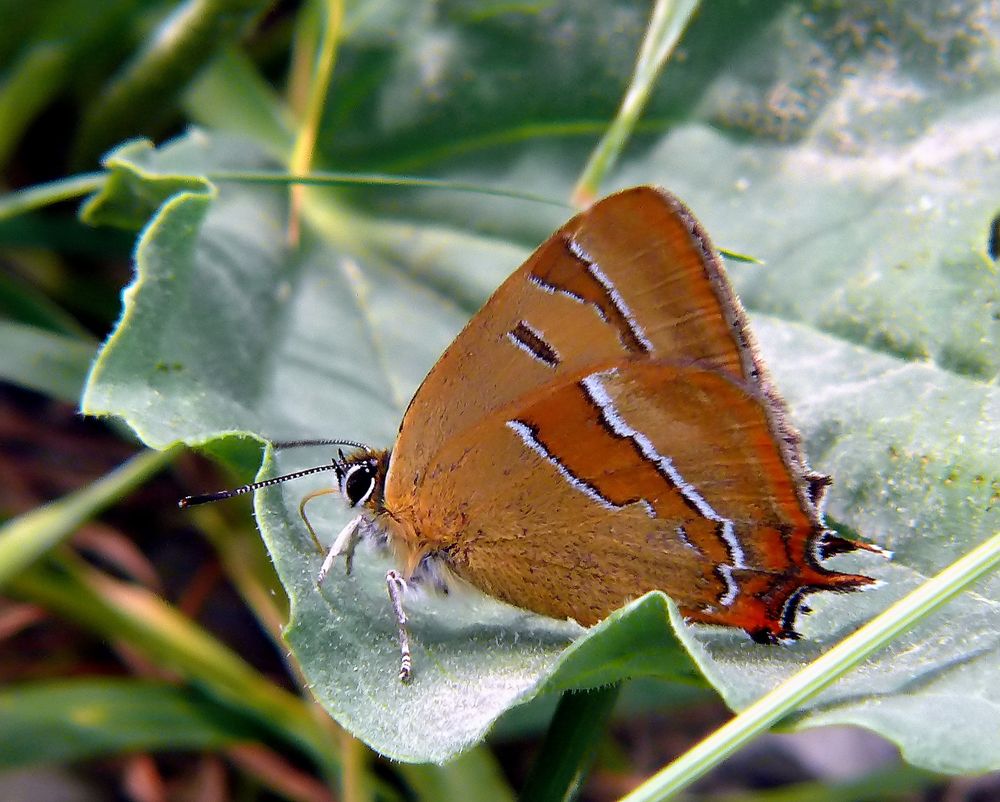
[82,0,1000,771]
[333,1,1000,381]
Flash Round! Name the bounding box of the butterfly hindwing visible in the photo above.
[389,359,870,640]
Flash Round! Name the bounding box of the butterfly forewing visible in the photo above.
[388,188,763,493]
[565,187,762,384]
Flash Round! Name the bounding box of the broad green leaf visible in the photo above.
[0,679,262,769]
[80,137,226,231]
[81,0,1000,772]
[81,129,1000,770]
[316,2,789,171]
[81,134,697,763]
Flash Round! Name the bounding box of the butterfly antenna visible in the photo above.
[179,464,339,509]
[271,438,370,451]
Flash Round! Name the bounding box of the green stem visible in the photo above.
[290,0,341,159]
[287,0,343,246]
[621,530,1000,802]
[10,556,341,782]
[519,684,621,802]
[0,44,68,168]
[206,169,569,208]
[0,172,106,221]
[339,729,371,802]
[0,447,179,589]
[572,0,700,206]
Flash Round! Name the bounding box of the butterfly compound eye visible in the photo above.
[342,462,376,507]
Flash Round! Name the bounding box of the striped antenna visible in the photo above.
[178,438,371,509]
[271,438,370,450]
[178,464,339,508]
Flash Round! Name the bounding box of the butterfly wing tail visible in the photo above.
[681,564,877,643]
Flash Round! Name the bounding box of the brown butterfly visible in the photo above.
[182,186,881,681]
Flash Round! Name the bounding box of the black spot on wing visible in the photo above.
[506,321,560,367]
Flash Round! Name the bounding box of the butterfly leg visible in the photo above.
[317,514,363,584]
[299,487,338,552]
[386,569,413,683]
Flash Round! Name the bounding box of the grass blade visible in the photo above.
[621,530,1000,801]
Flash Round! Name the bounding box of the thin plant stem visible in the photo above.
[207,169,569,208]
[288,0,343,247]
[572,0,700,207]
[0,173,105,220]
[519,684,621,802]
[0,447,179,589]
[339,728,371,802]
[621,529,1000,802]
